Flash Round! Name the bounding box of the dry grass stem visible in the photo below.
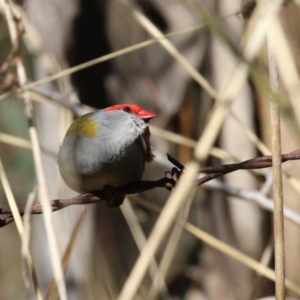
[117,162,199,300]
[272,18,300,138]
[131,197,300,295]
[10,22,208,95]
[268,19,285,299]
[0,132,32,149]
[148,189,196,300]
[150,125,231,161]
[45,209,87,300]
[1,0,299,298]
[0,0,60,75]
[2,1,67,299]
[195,0,282,163]
[183,222,299,295]
[230,112,271,155]
[128,4,217,98]
[21,188,38,289]
[0,159,42,299]
[118,2,286,299]
[120,199,169,297]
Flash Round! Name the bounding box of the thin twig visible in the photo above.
[1,150,300,227]
[204,173,300,226]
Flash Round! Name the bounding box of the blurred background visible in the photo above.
[0,0,300,299]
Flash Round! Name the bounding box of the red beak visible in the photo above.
[137,109,156,123]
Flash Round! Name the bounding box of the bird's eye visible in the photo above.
[123,106,132,113]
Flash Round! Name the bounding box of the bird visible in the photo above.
[57,104,156,206]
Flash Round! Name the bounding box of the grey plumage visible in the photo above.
[58,110,149,193]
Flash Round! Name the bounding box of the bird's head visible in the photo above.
[104,104,156,123]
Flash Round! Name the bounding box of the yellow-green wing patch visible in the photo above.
[66,113,99,137]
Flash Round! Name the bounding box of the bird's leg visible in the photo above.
[103,185,125,207]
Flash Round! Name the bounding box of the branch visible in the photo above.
[1,149,300,228]
[0,178,175,227]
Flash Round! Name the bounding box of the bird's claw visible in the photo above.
[165,153,184,190]
[165,167,182,190]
